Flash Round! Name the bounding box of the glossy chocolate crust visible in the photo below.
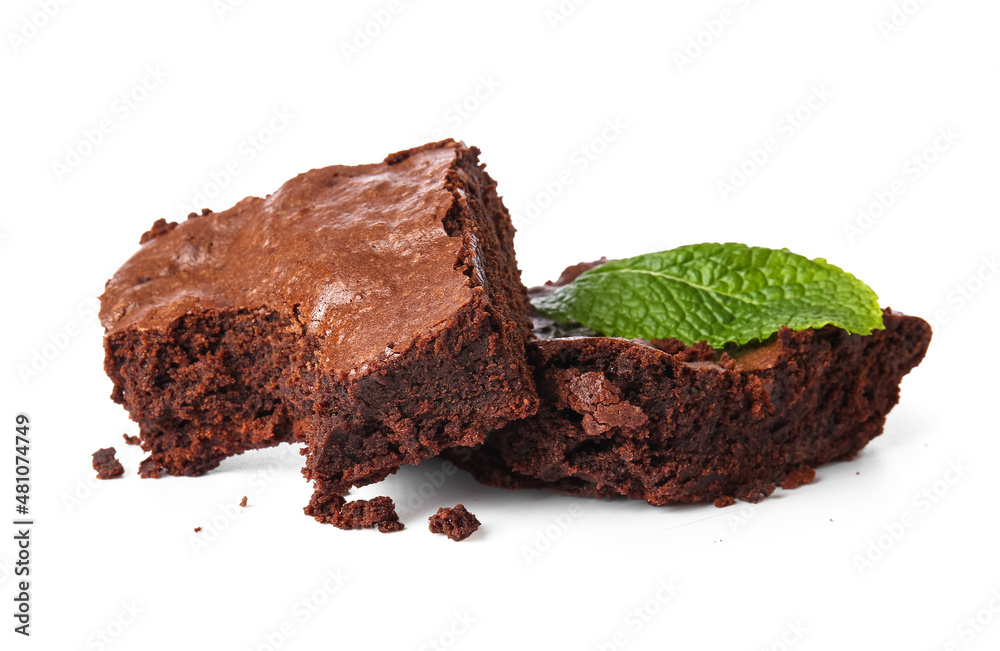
[100,141,538,508]
[447,262,932,506]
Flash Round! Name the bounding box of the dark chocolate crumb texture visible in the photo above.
[92,447,125,480]
[320,496,403,533]
[447,261,932,506]
[99,140,538,522]
[428,503,481,541]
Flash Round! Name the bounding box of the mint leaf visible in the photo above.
[532,243,884,347]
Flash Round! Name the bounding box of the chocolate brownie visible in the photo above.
[99,141,538,520]
[428,504,480,541]
[448,261,932,506]
[122,433,140,445]
[92,447,125,480]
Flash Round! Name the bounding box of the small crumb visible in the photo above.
[239,496,248,508]
[781,467,816,490]
[330,497,403,533]
[92,448,124,480]
[429,503,481,542]
[194,527,202,533]
[122,433,141,446]
[138,456,161,479]
[378,521,405,533]
[829,519,834,522]
[713,495,735,508]
[856,471,860,475]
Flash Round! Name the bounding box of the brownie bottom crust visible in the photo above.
[447,310,932,506]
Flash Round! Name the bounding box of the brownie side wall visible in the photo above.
[451,313,932,505]
[302,151,540,521]
[303,299,537,520]
[105,309,309,476]
[447,146,536,399]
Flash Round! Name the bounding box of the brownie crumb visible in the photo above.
[239,496,248,508]
[429,504,481,542]
[92,448,124,480]
[194,527,202,533]
[122,433,141,445]
[378,520,405,533]
[315,496,403,533]
[139,218,177,244]
[713,496,736,508]
[781,467,817,490]
[138,456,161,479]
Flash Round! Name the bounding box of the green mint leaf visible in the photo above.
[531,243,884,347]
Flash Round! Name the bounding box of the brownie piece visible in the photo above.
[448,261,932,506]
[239,496,248,508]
[99,140,537,516]
[122,433,140,445]
[323,496,404,533]
[428,504,480,541]
[92,447,125,480]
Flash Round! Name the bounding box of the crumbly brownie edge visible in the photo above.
[449,312,932,505]
[104,308,309,476]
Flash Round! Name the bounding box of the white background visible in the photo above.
[2,1,999,649]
